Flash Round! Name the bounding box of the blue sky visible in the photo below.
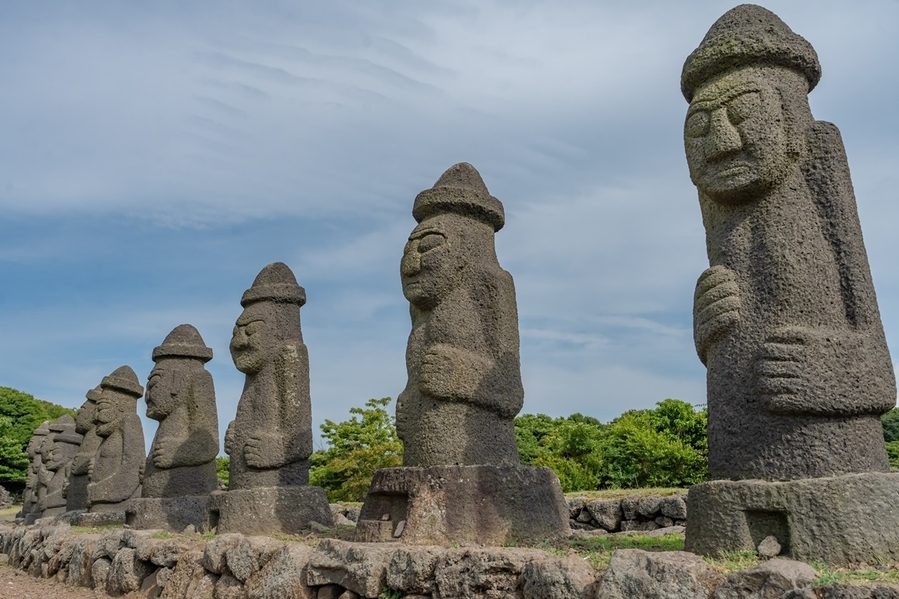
[2,1,899,453]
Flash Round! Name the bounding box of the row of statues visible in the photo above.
[13,3,899,562]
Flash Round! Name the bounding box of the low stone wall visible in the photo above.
[567,493,687,533]
[0,524,597,599]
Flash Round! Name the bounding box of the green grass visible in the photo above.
[70,524,123,534]
[565,488,686,500]
[562,533,685,570]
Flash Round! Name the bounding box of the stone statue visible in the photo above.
[38,415,82,517]
[682,5,899,565]
[396,162,523,467]
[682,4,894,482]
[87,366,146,513]
[225,262,313,489]
[143,324,218,497]
[355,163,568,546]
[19,422,49,522]
[68,386,102,511]
[212,262,331,534]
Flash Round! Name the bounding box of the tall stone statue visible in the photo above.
[18,422,49,523]
[87,366,146,516]
[211,263,331,534]
[396,162,523,467]
[38,415,83,518]
[68,386,102,512]
[356,163,568,546]
[127,325,219,531]
[682,5,899,565]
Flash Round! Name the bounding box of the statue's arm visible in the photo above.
[88,419,143,503]
[164,372,220,467]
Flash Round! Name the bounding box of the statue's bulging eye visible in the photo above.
[418,233,446,253]
[727,91,760,125]
[245,322,260,336]
[686,111,710,138]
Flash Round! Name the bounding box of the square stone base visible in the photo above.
[355,465,570,546]
[209,486,333,536]
[126,496,213,533]
[71,510,127,527]
[685,472,899,565]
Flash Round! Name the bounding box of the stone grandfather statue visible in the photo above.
[682,4,894,482]
[225,262,313,489]
[396,162,524,467]
[355,163,568,546]
[38,415,82,518]
[67,386,102,511]
[682,5,899,566]
[143,324,218,497]
[87,366,146,513]
[213,262,332,534]
[19,422,49,522]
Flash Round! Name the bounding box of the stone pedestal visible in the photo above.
[72,510,128,527]
[126,496,213,532]
[355,465,570,546]
[685,472,899,565]
[209,486,332,535]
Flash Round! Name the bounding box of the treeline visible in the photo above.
[0,387,76,491]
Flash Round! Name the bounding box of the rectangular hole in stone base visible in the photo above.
[744,510,790,556]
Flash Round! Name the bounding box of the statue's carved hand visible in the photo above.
[224,421,236,456]
[244,431,286,469]
[694,265,741,365]
[87,458,95,480]
[419,345,459,399]
[152,437,177,469]
[756,326,896,416]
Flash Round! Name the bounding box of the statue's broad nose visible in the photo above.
[707,109,741,161]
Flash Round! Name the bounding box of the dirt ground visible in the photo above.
[0,564,110,599]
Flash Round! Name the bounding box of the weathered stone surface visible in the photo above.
[817,584,899,598]
[385,545,443,595]
[107,547,154,596]
[72,510,127,527]
[757,536,781,559]
[160,549,204,599]
[396,162,522,467]
[225,262,313,490]
[660,495,688,520]
[133,536,182,568]
[203,533,243,574]
[432,547,535,599]
[94,529,127,560]
[683,4,893,483]
[596,549,724,599]
[686,473,899,565]
[21,421,51,522]
[586,499,623,532]
[713,559,817,599]
[127,496,213,533]
[637,496,664,518]
[245,543,315,599]
[567,497,587,519]
[67,536,98,587]
[69,387,102,512]
[355,464,569,546]
[316,585,343,599]
[186,570,219,599]
[521,555,598,599]
[620,495,640,521]
[307,539,396,598]
[89,366,146,512]
[226,535,285,583]
[215,573,247,599]
[91,556,112,590]
[212,486,332,536]
[142,324,219,500]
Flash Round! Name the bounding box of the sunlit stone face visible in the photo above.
[401,214,460,310]
[684,67,794,205]
[230,303,270,374]
[145,362,178,420]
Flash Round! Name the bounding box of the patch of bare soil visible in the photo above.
[0,564,148,599]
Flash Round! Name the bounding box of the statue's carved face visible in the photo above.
[145,362,180,420]
[684,67,794,204]
[231,303,270,374]
[46,445,64,470]
[95,391,124,425]
[401,214,462,309]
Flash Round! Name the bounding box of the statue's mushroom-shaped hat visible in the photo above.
[85,386,101,402]
[681,4,821,102]
[49,415,83,445]
[241,262,306,308]
[101,365,145,398]
[152,324,213,363]
[413,162,505,232]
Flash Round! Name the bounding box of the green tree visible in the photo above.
[515,413,605,492]
[215,456,230,488]
[0,387,76,486]
[309,397,403,502]
[882,408,899,443]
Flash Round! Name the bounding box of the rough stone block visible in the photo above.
[685,473,899,565]
[355,464,569,546]
[213,486,333,536]
[385,545,443,595]
[659,495,688,520]
[586,499,623,531]
[245,543,315,599]
[596,549,724,599]
[521,555,598,599]
[126,496,213,532]
[91,557,112,590]
[226,536,285,583]
[107,547,154,596]
[433,547,536,599]
[307,539,396,598]
[713,559,817,599]
[203,533,243,574]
